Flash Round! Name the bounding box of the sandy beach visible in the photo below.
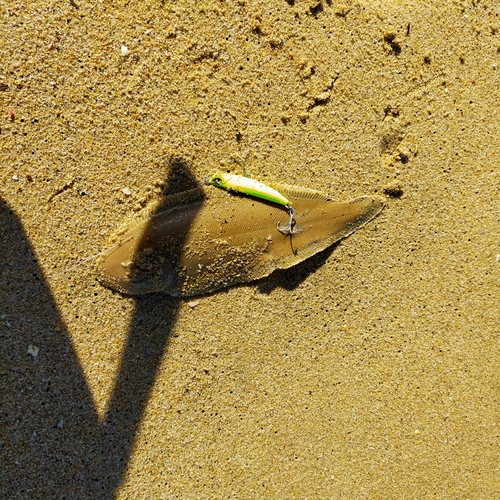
[1,0,499,498]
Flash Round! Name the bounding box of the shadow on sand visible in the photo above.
[1,158,328,498]
[1,159,199,498]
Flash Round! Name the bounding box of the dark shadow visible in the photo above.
[0,196,102,498]
[100,158,201,495]
[0,158,201,499]
[257,242,340,294]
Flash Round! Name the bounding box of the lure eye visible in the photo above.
[212,177,222,186]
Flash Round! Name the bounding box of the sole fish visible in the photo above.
[96,184,384,296]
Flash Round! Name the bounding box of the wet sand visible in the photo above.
[1,1,499,498]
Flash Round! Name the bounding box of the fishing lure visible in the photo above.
[207,170,298,235]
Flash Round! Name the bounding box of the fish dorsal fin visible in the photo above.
[153,186,206,214]
[267,182,330,202]
[109,187,207,241]
[136,187,207,221]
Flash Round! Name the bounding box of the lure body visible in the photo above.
[207,170,291,207]
[97,183,384,297]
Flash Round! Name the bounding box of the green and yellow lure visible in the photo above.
[207,170,298,235]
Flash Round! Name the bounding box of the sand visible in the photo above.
[1,0,499,498]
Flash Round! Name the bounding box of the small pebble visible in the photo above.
[121,45,129,56]
[383,180,404,198]
[188,300,199,309]
[27,345,39,357]
[12,174,18,181]
[122,187,131,196]
[314,91,331,102]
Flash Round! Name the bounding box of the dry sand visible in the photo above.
[1,0,499,498]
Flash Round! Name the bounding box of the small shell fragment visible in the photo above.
[122,187,132,196]
[27,345,39,357]
[121,45,129,56]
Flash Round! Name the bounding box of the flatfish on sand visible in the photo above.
[96,184,384,296]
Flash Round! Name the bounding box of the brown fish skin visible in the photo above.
[96,185,384,297]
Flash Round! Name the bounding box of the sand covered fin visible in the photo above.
[108,187,207,241]
[268,183,330,202]
[114,187,206,236]
[146,186,206,217]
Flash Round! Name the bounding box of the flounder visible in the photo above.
[97,184,384,296]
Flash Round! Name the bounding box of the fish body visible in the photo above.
[97,184,384,296]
